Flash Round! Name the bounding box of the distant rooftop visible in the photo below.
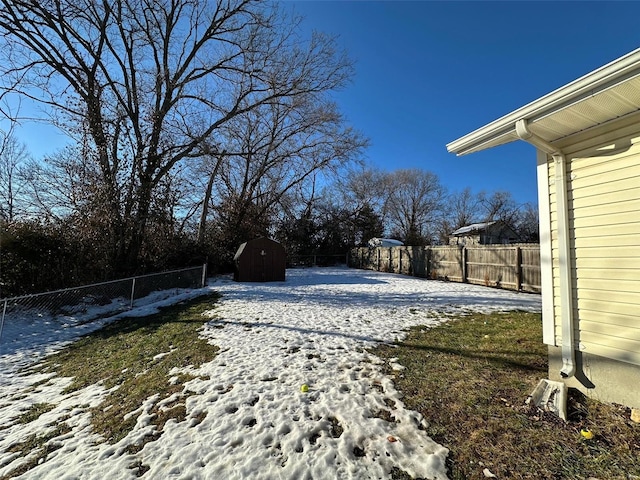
[450,221,497,236]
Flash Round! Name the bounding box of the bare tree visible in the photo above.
[195,149,226,245]
[338,166,387,218]
[272,180,320,257]
[515,202,539,242]
[435,187,482,244]
[384,169,446,245]
[205,91,367,244]
[0,123,30,223]
[318,167,386,246]
[449,187,481,229]
[478,190,520,229]
[21,145,99,222]
[0,0,356,271]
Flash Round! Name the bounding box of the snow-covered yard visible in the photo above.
[0,267,540,480]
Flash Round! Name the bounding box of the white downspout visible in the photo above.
[515,119,576,378]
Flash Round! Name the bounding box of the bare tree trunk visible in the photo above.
[197,153,225,245]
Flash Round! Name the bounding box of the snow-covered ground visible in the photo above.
[0,267,540,480]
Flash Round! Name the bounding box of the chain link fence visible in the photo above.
[0,265,208,345]
[287,254,348,268]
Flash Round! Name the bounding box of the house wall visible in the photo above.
[548,347,640,409]
[545,116,640,406]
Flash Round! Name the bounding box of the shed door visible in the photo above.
[559,134,640,365]
[250,247,275,282]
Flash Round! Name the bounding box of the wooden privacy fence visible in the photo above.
[348,244,541,293]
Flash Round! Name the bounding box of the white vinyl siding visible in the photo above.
[549,130,640,366]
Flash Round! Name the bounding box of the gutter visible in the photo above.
[515,119,576,378]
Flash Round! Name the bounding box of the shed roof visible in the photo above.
[447,48,640,156]
[233,237,283,261]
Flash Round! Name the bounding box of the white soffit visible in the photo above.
[528,76,640,139]
[447,49,640,156]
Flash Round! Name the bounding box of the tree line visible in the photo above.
[0,0,537,297]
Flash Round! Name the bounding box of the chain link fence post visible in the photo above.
[130,277,137,309]
[0,299,7,344]
[201,263,207,287]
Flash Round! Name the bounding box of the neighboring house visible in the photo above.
[449,220,519,246]
[447,48,640,412]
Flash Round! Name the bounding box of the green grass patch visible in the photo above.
[32,293,220,446]
[374,311,640,480]
[0,423,72,480]
[16,403,56,424]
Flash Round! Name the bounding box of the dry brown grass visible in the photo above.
[374,311,640,480]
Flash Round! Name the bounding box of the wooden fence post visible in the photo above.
[424,247,429,277]
[462,247,468,283]
[516,246,522,291]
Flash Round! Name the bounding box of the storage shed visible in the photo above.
[447,48,640,410]
[234,237,286,282]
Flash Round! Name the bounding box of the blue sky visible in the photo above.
[290,0,640,206]
[5,1,640,208]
